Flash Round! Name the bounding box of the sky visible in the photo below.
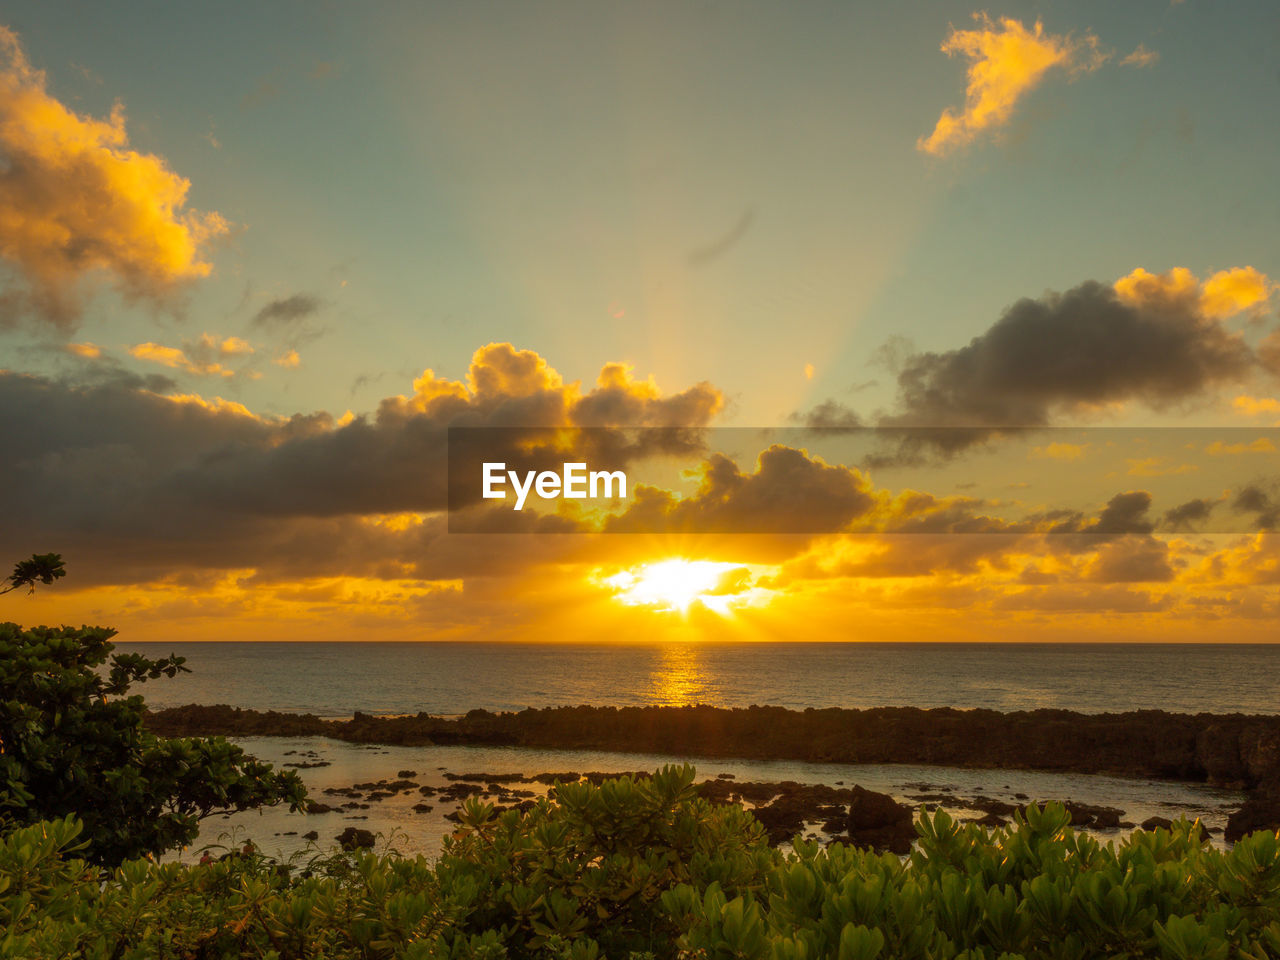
[1,0,1278,642]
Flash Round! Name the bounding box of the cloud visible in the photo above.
[1050,490,1156,537]
[129,333,255,378]
[1031,442,1089,461]
[1205,438,1276,456]
[251,294,322,328]
[1232,483,1280,531]
[918,14,1105,156]
[0,344,725,586]
[1119,44,1159,68]
[0,26,227,328]
[873,270,1260,457]
[1083,537,1174,583]
[274,349,301,369]
[794,399,863,432]
[1115,265,1273,319]
[66,342,102,359]
[604,445,876,535]
[1233,395,1280,418]
[1261,331,1280,378]
[687,209,754,266]
[1125,457,1196,477]
[1163,497,1216,532]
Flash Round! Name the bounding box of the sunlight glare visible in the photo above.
[601,558,751,614]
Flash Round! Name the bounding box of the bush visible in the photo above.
[0,621,305,866]
[3,772,1280,960]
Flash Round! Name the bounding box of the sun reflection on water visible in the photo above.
[647,643,713,706]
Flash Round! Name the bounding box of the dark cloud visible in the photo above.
[792,399,863,433]
[251,294,322,328]
[687,209,754,266]
[803,279,1261,463]
[1260,329,1280,378]
[1162,497,1217,532]
[1233,482,1279,531]
[0,344,723,582]
[605,445,875,534]
[1085,538,1175,583]
[887,280,1252,430]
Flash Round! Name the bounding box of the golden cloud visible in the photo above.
[129,333,255,378]
[918,14,1102,156]
[1204,438,1277,456]
[0,26,227,327]
[1031,442,1090,461]
[389,343,723,429]
[1114,266,1274,319]
[1233,396,1280,418]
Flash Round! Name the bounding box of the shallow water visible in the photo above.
[182,737,1246,864]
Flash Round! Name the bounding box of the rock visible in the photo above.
[335,827,375,850]
[145,704,1280,790]
[845,785,916,854]
[302,830,319,841]
[1226,783,1280,841]
[1064,802,1123,828]
[412,803,434,813]
[304,800,336,814]
[1196,724,1248,787]
[397,769,417,778]
[848,785,910,830]
[1142,815,1211,842]
[967,812,1008,827]
[1241,729,1280,787]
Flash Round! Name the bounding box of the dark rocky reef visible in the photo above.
[147,703,1280,786]
[146,702,1280,837]
[1226,780,1280,842]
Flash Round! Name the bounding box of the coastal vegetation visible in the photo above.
[6,775,1280,959]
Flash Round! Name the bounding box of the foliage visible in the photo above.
[0,553,65,596]
[438,765,773,956]
[4,772,1280,960]
[0,621,306,866]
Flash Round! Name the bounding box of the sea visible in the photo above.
[118,641,1280,717]
[111,641,1278,862]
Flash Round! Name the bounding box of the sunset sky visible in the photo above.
[2,1,1278,642]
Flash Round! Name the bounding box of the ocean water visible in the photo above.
[118,641,1280,717]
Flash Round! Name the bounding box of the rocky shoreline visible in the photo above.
[147,702,1280,841]
[284,767,1194,856]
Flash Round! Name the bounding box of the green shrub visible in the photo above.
[3,771,1280,960]
[0,621,305,866]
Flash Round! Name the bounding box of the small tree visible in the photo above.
[0,558,306,866]
[0,553,66,595]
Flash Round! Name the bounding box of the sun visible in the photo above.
[600,558,754,614]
